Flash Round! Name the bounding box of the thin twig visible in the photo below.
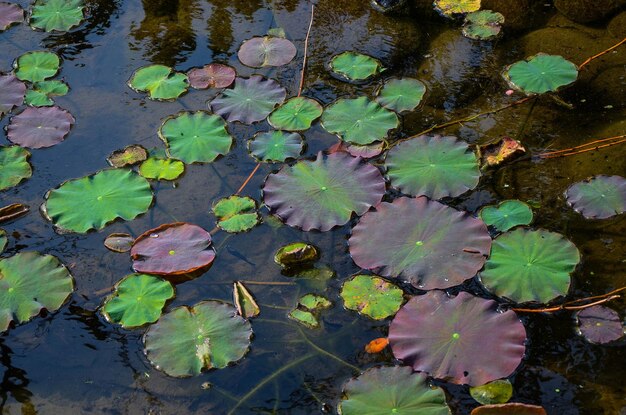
[512,286,626,313]
[536,134,626,159]
[235,163,261,195]
[578,37,626,69]
[213,280,296,286]
[298,4,315,97]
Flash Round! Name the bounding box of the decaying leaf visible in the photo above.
[233,281,260,319]
[478,136,526,168]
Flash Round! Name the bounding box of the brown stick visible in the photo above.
[235,163,261,195]
[578,37,626,69]
[537,134,626,156]
[298,4,315,97]
[512,286,626,313]
[538,138,626,159]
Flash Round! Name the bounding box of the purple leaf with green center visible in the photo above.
[575,305,624,344]
[187,64,235,89]
[0,2,24,31]
[0,74,26,116]
[7,106,74,148]
[238,36,297,68]
[565,175,626,219]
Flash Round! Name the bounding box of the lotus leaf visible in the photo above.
[0,229,6,254]
[7,106,75,148]
[102,274,174,328]
[565,175,626,219]
[385,135,480,200]
[144,300,252,377]
[479,200,533,232]
[0,251,74,332]
[104,233,134,253]
[24,80,69,107]
[209,76,286,124]
[107,145,148,167]
[234,281,260,319]
[462,10,505,40]
[30,0,84,32]
[321,97,398,145]
[470,403,547,415]
[139,158,185,181]
[0,2,23,31]
[575,305,624,344]
[338,366,451,415]
[329,52,382,82]
[268,97,323,131]
[470,380,513,405]
[43,169,153,233]
[187,64,235,89]
[263,152,386,231]
[480,228,580,303]
[328,141,385,159]
[248,130,304,162]
[238,36,297,68]
[274,242,319,268]
[349,197,491,290]
[0,146,32,191]
[128,65,188,100]
[0,74,26,115]
[212,196,259,233]
[0,203,29,223]
[158,111,233,164]
[14,51,60,82]
[340,275,404,320]
[375,78,426,113]
[298,294,331,311]
[478,136,526,168]
[503,54,578,95]
[434,0,481,16]
[131,223,215,276]
[288,308,318,328]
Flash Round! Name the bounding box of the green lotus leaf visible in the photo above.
[0,229,6,254]
[0,252,74,332]
[102,274,174,328]
[143,300,252,377]
[565,175,626,219]
[0,2,24,31]
[233,281,260,319]
[237,36,297,68]
[298,294,331,311]
[248,130,304,163]
[107,145,148,168]
[375,78,426,113]
[0,74,26,115]
[385,135,480,200]
[274,242,319,268]
[212,195,259,233]
[288,308,318,328]
[470,379,513,405]
[128,65,189,100]
[462,10,505,40]
[139,158,185,181]
[43,169,154,233]
[330,51,383,82]
[158,111,233,164]
[289,264,335,282]
[575,305,624,344]
[479,200,533,232]
[24,80,69,107]
[480,228,580,303]
[503,54,578,95]
[340,274,404,320]
[14,51,60,82]
[338,366,451,415]
[30,0,84,32]
[434,0,481,17]
[268,97,323,131]
[0,146,32,191]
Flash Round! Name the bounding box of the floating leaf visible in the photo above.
[565,175,626,219]
[14,51,60,83]
[349,197,491,290]
[479,200,533,232]
[102,274,174,328]
[298,294,331,311]
[0,252,74,332]
[104,233,134,253]
[274,242,319,268]
[340,275,404,320]
[480,228,580,303]
[0,229,6,254]
[144,300,252,377]
[263,152,386,231]
[462,10,505,40]
[385,135,480,200]
[503,54,578,95]
[267,27,285,38]
[434,0,481,17]
[30,0,84,32]
[0,74,26,115]
[338,366,451,415]
[158,111,233,164]
[7,106,74,148]
[0,203,29,223]
[470,403,547,415]
[24,80,69,107]
[233,281,260,319]
[210,75,286,124]
[0,2,24,31]
[238,36,297,68]
[375,78,426,113]
[0,146,31,191]
[329,52,383,82]
[327,141,385,159]
[575,305,624,344]
[288,264,335,282]
[43,169,153,233]
[131,223,215,276]
[364,337,389,354]
[470,380,514,405]
[248,130,304,163]
[268,97,323,131]
[139,158,185,181]
[212,196,259,233]
[187,64,235,89]
[321,97,398,145]
[389,291,526,386]
[128,65,188,100]
[107,145,148,168]
[478,136,526,168]
[288,308,318,328]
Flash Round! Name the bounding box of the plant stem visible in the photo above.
[298,4,315,97]
[536,134,626,159]
[578,37,626,69]
[512,286,625,313]
[235,163,261,196]
[297,327,361,372]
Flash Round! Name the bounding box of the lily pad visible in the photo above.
[139,158,185,181]
[389,291,526,385]
[209,75,286,124]
[321,97,398,145]
[234,281,260,319]
[131,223,215,276]
[375,78,426,113]
[471,403,547,415]
[503,54,578,95]
[340,275,404,320]
[288,308,319,328]
[0,146,32,191]
[268,97,323,131]
[462,10,505,40]
[385,135,480,200]
[349,197,491,290]
[263,152,386,231]
[158,111,233,164]
[14,51,60,83]
[30,0,84,32]
[0,251,74,332]
[274,242,319,268]
[298,294,332,311]
[0,229,6,254]
[479,200,533,232]
[434,0,481,17]
[7,106,75,148]
[480,228,580,303]
[43,169,153,233]
[102,274,174,328]
[24,80,69,107]
[338,366,451,415]
[575,305,624,344]
[238,36,297,68]
[248,130,304,162]
[107,145,148,168]
[212,196,259,233]
[329,52,383,82]
[470,379,514,405]
[104,233,134,253]
[144,300,252,377]
[565,175,626,219]
[128,65,188,100]
[187,64,235,89]
[0,2,24,31]
[478,136,526,168]
[0,74,26,115]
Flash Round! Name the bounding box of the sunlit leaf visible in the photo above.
[212,196,259,233]
[187,63,235,89]
[330,51,383,82]
[129,65,188,100]
[14,51,60,82]
[503,54,578,95]
[470,379,514,405]
[30,0,84,32]
[0,146,31,191]
[268,97,323,131]
[340,275,404,320]
[233,281,260,319]
[104,233,134,253]
[479,200,533,232]
[24,80,69,107]
[434,0,481,17]
[462,10,505,40]
[139,158,185,181]
[274,242,319,268]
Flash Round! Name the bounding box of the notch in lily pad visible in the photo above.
[129,65,189,100]
[329,52,383,82]
[268,97,323,131]
[234,281,260,319]
[24,80,69,107]
[30,0,85,32]
[503,54,578,95]
[340,274,404,320]
[213,196,260,233]
[462,10,505,40]
[479,200,533,232]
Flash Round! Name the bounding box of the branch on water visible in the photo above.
[512,286,625,313]
[578,36,626,69]
[536,134,626,159]
[298,4,314,97]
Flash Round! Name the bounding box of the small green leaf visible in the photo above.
[375,78,426,113]
[462,10,505,40]
[503,54,578,95]
[288,308,319,328]
[129,65,188,100]
[0,146,32,191]
[274,242,319,268]
[30,0,84,32]
[341,274,404,320]
[24,80,69,107]
[14,51,60,82]
[434,0,481,17]
[268,97,323,131]
[298,294,331,311]
[213,196,259,233]
[470,379,513,405]
[139,158,185,181]
[330,51,383,82]
[479,200,533,232]
[248,130,304,163]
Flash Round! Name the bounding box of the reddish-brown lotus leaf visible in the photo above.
[0,74,26,116]
[0,203,29,223]
[327,141,384,159]
[7,106,74,148]
[576,305,624,344]
[131,223,215,276]
[471,403,547,415]
[237,36,297,68]
[0,2,24,31]
[187,64,236,89]
[478,136,526,168]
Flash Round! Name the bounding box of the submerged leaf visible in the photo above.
[0,146,31,191]
[14,51,60,83]
[104,233,134,253]
[139,158,185,181]
[0,74,26,115]
[340,275,404,320]
[212,196,259,233]
[575,305,624,344]
[248,130,304,163]
[329,52,382,82]
[107,145,148,168]
[479,200,533,232]
[288,308,318,328]
[470,379,514,405]
[30,0,84,32]
[462,10,505,40]
[0,3,24,31]
[233,281,260,319]
[327,141,385,159]
[7,106,75,148]
[565,175,626,219]
[238,36,297,68]
[268,97,323,131]
[274,242,319,268]
[503,54,578,95]
[129,65,188,100]
[375,78,426,113]
[187,64,235,89]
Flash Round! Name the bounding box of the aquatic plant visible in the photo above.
[268,97,323,131]
[7,106,75,148]
[187,63,235,89]
[0,74,26,115]
[340,274,404,320]
[479,200,533,232]
[470,380,514,405]
[375,77,426,113]
[24,80,69,106]
[462,10,504,40]
[233,281,260,319]
[14,51,60,82]
[565,175,626,219]
[30,0,84,32]
[575,306,624,344]
[0,2,23,31]
[0,146,31,191]
[128,65,188,100]
[107,145,148,168]
[139,157,185,181]
[248,130,304,162]
[212,195,260,233]
[503,54,578,95]
[329,51,383,82]
[238,36,297,68]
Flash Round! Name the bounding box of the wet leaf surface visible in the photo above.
[233,281,260,319]
[139,158,185,181]
[565,175,626,219]
[0,146,31,191]
[103,233,134,253]
[187,63,235,89]
[274,242,319,268]
[462,10,505,40]
[0,74,26,115]
[503,54,578,95]
[340,274,404,320]
[248,130,304,163]
[238,36,297,68]
[212,196,259,233]
[470,379,514,405]
[7,106,75,148]
[575,305,624,344]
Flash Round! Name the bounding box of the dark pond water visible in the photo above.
[1,0,625,413]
